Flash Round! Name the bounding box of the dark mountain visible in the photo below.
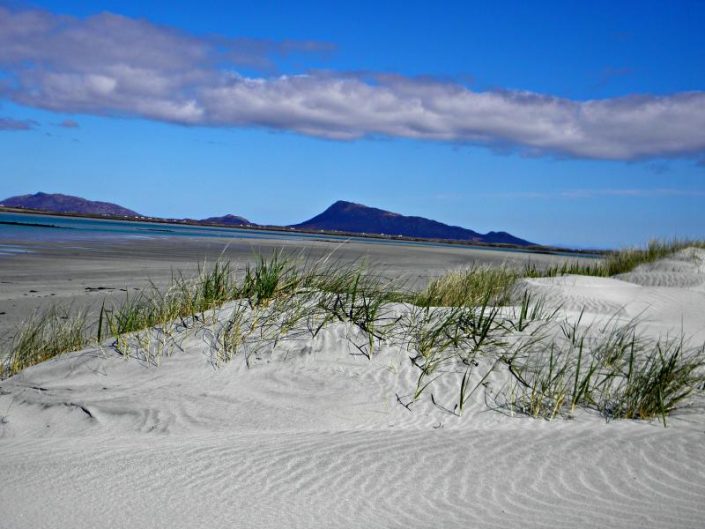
[291,200,533,246]
[0,192,140,217]
[1,192,533,246]
[199,214,251,226]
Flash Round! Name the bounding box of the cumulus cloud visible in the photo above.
[0,117,37,130]
[1,6,704,160]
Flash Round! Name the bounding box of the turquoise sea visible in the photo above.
[0,211,347,243]
[0,211,599,258]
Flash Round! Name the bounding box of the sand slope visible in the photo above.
[2,250,705,529]
[522,247,705,343]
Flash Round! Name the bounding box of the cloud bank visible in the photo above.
[1,7,704,160]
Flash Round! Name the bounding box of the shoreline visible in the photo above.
[0,234,600,344]
[0,206,606,258]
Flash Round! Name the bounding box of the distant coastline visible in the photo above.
[0,206,605,258]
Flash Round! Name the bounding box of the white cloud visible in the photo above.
[1,6,704,161]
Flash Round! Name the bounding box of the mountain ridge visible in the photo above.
[0,193,253,226]
[291,200,533,246]
[1,193,533,246]
[1,192,141,217]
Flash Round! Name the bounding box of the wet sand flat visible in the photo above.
[0,235,594,341]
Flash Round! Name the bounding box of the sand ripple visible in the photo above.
[2,249,705,528]
[2,424,704,529]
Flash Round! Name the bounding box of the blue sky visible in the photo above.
[1,0,704,248]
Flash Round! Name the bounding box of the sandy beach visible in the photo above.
[1,243,704,528]
[0,235,593,342]
[2,2,702,527]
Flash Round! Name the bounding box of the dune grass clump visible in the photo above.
[189,261,237,312]
[239,252,301,305]
[414,266,519,307]
[525,260,608,278]
[403,306,466,400]
[417,239,705,291]
[402,294,518,411]
[502,314,598,419]
[501,316,705,424]
[313,267,401,357]
[507,291,558,333]
[601,337,705,424]
[211,302,254,366]
[602,239,705,276]
[504,343,572,420]
[206,257,401,365]
[101,292,169,338]
[1,306,88,378]
[100,261,238,340]
[167,261,237,320]
[525,238,705,280]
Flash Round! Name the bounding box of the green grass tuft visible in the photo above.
[502,317,705,423]
[415,266,518,307]
[3,247,704,428]
[1,306,87,378]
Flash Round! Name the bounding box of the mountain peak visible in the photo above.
[1,192,533,246]
[291,201,532,245]
[327,200,365,210]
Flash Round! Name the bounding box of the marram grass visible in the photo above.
[1,306,88,378]
[414,266,518,307]
[2,243,704,425]
[527,238,705,279]
[501,318,705,424]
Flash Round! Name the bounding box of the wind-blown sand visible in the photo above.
[1,248,704,529]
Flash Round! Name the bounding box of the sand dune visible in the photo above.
[523,248,705,343]
[0,234,593,340]
[1,250,705,528]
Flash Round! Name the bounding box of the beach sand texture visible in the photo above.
[1,248,704,529]
[0,235,593,340]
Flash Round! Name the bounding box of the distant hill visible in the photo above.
[199,214,251,226]
[1,192,533,246]
[291,200,533,246]
[0,192,140,217]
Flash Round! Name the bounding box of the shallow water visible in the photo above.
[0,212,599,258]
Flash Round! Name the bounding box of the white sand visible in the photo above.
[1,249,705,528]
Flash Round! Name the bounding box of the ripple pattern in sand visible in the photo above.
[2,424,705,529]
